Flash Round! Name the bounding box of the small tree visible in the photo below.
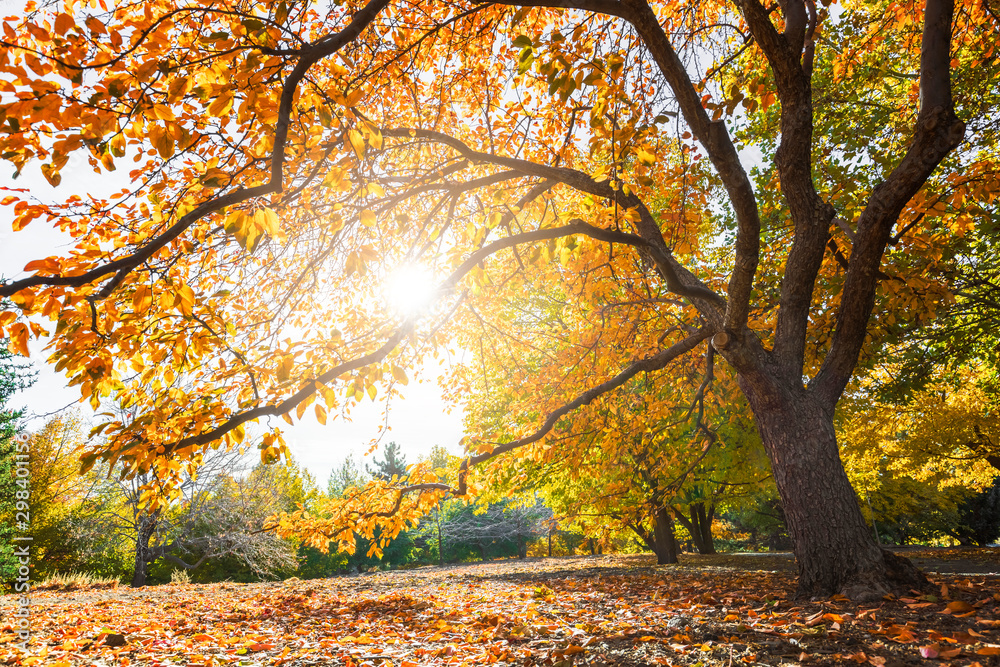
[443,497,547,562]
[76,448,296,587]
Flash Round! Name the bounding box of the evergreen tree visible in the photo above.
[366,442,408,482]
[327,455,366,497]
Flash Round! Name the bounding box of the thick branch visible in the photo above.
[812,0,964,404]
[465,327,712,467]
[0,0,391,300]
[162,552,212,571]
[383,128,726,307]
[734,0,834,376]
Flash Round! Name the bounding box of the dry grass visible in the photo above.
[169,568,191,585]
[36,571,120,591]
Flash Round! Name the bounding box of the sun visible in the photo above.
[384,264,439,318]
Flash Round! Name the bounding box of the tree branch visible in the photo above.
[733,0,834,376]
[812,0,965,404]
[463,326,712,469]
[382,127,726,307]
[0,0,392,301]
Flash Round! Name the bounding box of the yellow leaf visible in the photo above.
[359,209,376,227]
[391,366,408,385]
[315,403,327,425]
[132,285,152,313]
[151,104,175,121]
[208,92,234,118]
[53,13,75,35]
[635,147,656,166]
[150,126,174,159]
[255,207,280,235]
[347,129,365,159]
[225,210,248,234]
[9,322,29,357]
[175,284,195,318]
[345,88,364,106]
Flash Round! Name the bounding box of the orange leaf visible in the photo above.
[248,643,275,651]
[947,601,974,613]
[9,322,29,357]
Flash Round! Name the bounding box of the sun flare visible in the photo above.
[384,264,439,318]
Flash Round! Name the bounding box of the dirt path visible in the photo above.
[681,547,1000,576]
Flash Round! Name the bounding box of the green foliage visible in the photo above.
[0,344,34,586]
[366,441,408,482]
[327,455,366,497]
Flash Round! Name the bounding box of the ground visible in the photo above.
[3,551,1000,666]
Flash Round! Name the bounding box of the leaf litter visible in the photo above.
[3,554,1000,666]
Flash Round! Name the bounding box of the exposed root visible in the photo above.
[882,548,931,592]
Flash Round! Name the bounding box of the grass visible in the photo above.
[37,571,120,591]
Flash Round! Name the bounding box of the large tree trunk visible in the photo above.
[742,381,924,599]
[131,513,158,588]
[651,506,679,565]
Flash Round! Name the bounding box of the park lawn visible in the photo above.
[2,554,1000,666]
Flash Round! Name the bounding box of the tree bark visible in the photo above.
[436,510,444,566]
[652,506,679,565]
[674,502,717,555]
[741,378,925,599]
[131,512,158,588]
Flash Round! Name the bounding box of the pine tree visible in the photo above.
[366,442,408,482]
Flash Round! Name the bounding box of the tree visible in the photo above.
[327,455,367,498]
[442,497,547,562]
[366,441,408,482]
[0,341,33,584]
[0,0,994,598]
[839,364,999,545]
[75,448,297,587]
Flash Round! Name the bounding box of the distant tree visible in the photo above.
[954,478,1000,547]
[366,442,408,482]
[75,448,296,587]
[327,455,367,498]
[840,364,998,545]
[19,412,110,578]
[444,498,547,562]
[0,342,33,584]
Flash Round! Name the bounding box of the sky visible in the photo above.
[0,151,468,486]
